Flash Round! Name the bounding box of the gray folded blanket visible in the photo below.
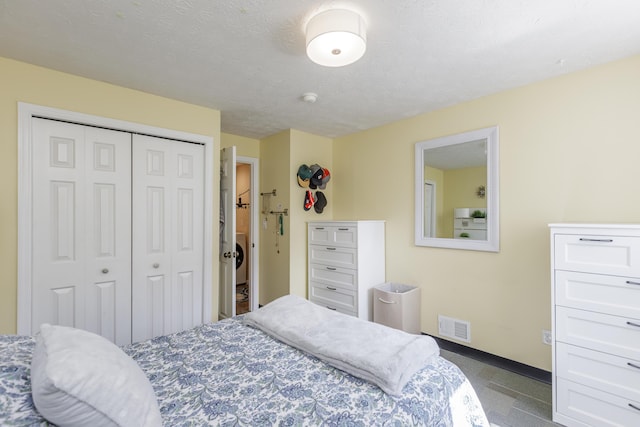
[242,294,439,396]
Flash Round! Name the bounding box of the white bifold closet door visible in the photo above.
[31,118,204,346]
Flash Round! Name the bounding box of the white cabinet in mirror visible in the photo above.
[414,126,499,252]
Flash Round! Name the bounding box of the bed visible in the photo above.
[1,295,489,426]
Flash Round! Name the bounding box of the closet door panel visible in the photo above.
[132,135,204,342]
[84,127,132,345]
[133,137,172,342]
[171,142,204,333]
[32,119,132,345]
[146,274,167,339]
[86,280,117,342]
[33,119,85,333]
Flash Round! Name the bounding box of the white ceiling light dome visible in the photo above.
[306,9,367,67]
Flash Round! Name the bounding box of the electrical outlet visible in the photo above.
[542,330,552,345]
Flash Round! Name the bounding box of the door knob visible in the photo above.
[101,268,109,274]
[153,263,159,268]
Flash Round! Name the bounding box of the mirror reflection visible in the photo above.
[415,126,499,252]
[423,139,487,239]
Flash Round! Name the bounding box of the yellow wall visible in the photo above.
[0,57,221,334]
[221,132,260,158]
[289,130,333,298]
[258,131,291,304]
[442,166,487,237]
[256,129,333,302]
[332,54,640,371]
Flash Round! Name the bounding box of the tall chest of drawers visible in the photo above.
[550,224,640,426]
[308,221,385,320]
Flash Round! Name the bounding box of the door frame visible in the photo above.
[17,102,214,335]
[237,155,260,312]
[424,180,437,238]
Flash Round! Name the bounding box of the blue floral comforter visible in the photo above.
[0,318,488,426]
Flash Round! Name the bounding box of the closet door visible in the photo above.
[32,118,132,345]
[132,134,204,342]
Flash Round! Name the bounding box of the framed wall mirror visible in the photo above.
[414,126,499,252]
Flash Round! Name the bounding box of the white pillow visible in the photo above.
[30,324,162,427]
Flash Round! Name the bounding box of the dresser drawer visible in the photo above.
[309,283,357,315]
[556,378,640,427]
[556,342,640,404]
[309,245,357,269]
[453,228,487,240]
[309,225,357,247]
[453,218,487,230]
[556,306,640,361]
[309,263,357,291]
[555,271,640,319]
[554,234,640,277]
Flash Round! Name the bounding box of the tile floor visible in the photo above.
[440,349,564,427]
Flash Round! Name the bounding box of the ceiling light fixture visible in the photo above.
[305,9,366,67]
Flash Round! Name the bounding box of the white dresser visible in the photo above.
[453,208,487,240]
[550,224,640,426]
[308,221,385,320]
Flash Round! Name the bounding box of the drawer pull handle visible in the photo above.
[326,306,337,311]
[326,267,336,271]
[626,280,640,286]
[338,228,349,231]
[630,403,640,412]
[314,227,325,230]
[326,286,337,291]
[628,362,640,370]
[326,247,336,251]
[378,298,397,304]
[627,321,640,328]
[579,238,613,242]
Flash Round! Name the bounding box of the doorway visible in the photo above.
[235,156,259,314]
[235,162,251,314]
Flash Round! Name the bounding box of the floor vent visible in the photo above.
[438,315,471,343]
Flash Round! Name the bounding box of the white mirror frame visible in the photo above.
[414,126,499,252]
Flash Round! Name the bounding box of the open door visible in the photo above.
[219,146,236,319]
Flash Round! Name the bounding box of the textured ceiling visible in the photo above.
[1,0,639,139]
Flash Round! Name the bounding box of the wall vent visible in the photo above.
[438,315,471,343]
